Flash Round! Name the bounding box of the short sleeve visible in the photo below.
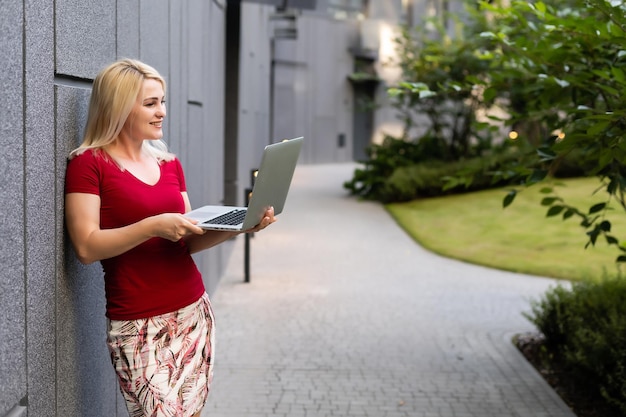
[174,158,187,192]
[65,150,102,196]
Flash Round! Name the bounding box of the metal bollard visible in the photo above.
[243,168,258,283]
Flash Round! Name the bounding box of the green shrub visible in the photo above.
[344,131,594,203]
[382,161,449,201]
[525,277,626,414]
[373,147,534,202]
[344,135,445,201]
[524,285,576,350]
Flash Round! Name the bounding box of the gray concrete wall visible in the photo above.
[269,14,357,164]
[237,3,274,204]
[0,0,242,416]
[1,0,27,415]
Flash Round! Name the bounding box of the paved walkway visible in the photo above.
[203,163,576,417]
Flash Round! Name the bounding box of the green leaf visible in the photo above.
[442,176,459,191]
[607,177,619,194]
[536,2,546,13]
[592,69,612,80]
[554,77,569,88]
[597,84,620,96]
[541,197,560,206]
[483,87,497,102]
[589,202,607,214]
[599,220,612,232]
[612,67,626,83]
[608,21,623,36]
[598,150,613,170]
[537,148,556,162]
[503,190,517,208]
[546,205,564,217]
[479,31,498,39]
[587,229,599,246]
[418,90,437,99]
[563,208,575,220]
[587,121,610,136]
[527,169,548,184]
[399,81,419,89]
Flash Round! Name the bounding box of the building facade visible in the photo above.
[0,0,451,416]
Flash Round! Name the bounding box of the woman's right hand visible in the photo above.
[152,213,206,242]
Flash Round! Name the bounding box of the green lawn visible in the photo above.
[386,177,626,282]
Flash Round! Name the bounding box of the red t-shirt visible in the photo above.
[65,150,205,320]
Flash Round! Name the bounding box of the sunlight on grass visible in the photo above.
[386,177,626,282]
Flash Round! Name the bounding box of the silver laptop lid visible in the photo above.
[240,136,304,230]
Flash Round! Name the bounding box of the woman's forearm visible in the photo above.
[70,217,157,264]
[184,230,241,254]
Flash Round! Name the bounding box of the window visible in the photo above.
[327,0,368,20]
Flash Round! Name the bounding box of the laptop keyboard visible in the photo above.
[204,209,247,226]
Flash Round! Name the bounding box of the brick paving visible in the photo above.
[203,163,576,417]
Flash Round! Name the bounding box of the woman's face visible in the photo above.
[122,78,166,142]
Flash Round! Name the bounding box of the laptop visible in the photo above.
[185,136,303,231]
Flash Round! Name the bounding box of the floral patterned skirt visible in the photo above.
[106,293,215,417]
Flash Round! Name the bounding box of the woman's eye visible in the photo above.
[144,100,165,107]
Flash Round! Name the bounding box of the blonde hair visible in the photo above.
[69,58,174,161]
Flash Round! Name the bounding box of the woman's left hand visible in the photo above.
[246,206,277,233]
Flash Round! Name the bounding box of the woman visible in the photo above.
[64,58,275,417]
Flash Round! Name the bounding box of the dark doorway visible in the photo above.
[348,51,379,162]
[351,79,377,162]
[224,0,241,206]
